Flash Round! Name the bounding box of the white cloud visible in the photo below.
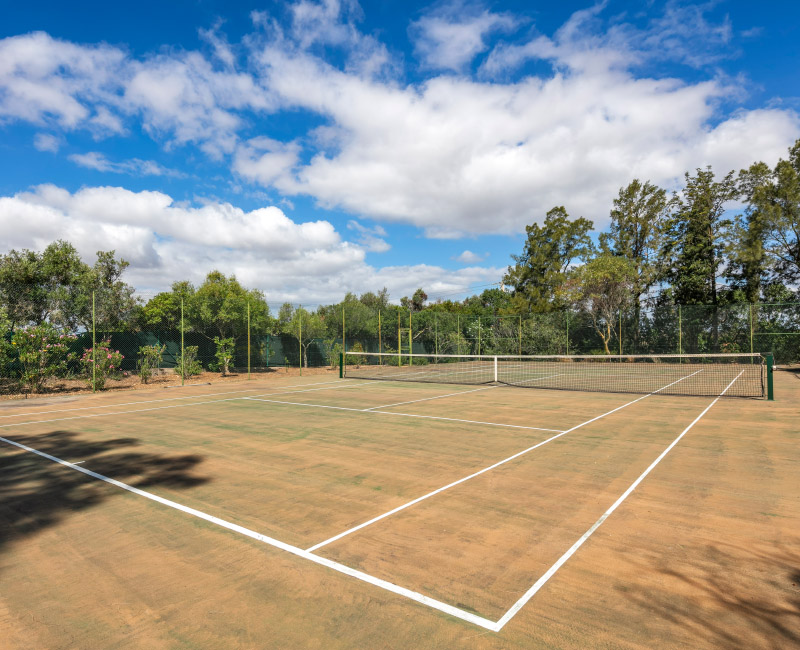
[0,3,798,242]
[33,133,61,152]
[68,151,186,178]
[346,219,389,252]
[453,250,486,264]
[0,184,501,305]
[411,1,518,72]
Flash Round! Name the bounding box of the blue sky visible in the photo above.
[1,1,798,307]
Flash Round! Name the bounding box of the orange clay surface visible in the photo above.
[0,372,798,649]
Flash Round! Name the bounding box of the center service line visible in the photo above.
[305,370,703,553]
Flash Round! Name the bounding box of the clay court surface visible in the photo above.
[1,371,798,649]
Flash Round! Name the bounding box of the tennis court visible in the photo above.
[1,364,798,649]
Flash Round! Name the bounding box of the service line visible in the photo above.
[305,370,702,552]
[242,397,565,434]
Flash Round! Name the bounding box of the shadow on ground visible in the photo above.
[0,429,208,552]
[619,539,800,649]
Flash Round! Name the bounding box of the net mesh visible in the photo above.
[343,352,767,398]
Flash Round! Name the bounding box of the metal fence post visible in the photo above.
[92,290,96,393]
[180,297,185,387]
[247,301,251,380]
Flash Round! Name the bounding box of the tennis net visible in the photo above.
[342,352,769,398]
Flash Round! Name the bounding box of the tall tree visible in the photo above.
[763,140,800,287]
[662,168,738,347]
[728,162,773,302]
[504,207,594,313]
[188,271,270,341]
[561,254,636,355]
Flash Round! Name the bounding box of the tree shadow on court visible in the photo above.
[0,429,209,554]
[617,539,800,649]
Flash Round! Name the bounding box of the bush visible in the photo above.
[12,324,76,392]
[175,345,202,379]
[137,343,165,384]
[328,342,343,368]
[80,339,124,391]
[213,336,235,375]
[345,341,365,367]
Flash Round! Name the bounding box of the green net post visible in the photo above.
[518,315,522,355]
[619,310,622,356]
[565,310,570,355]
[766,353,774,400]
[181,297,185,387]
[749,303,754,355]
[339,352,344,378]
[299,305,303,377]
[92,290,96,393]
[678,305,682,356]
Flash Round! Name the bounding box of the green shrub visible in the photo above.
[345,341,364,367]
[80,339,124,391]
[175,345,202,379]
[213,336,235,375]
[137,344,165,384]
[12,324,76,392]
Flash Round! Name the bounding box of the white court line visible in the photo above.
[0,388,260,419]
[305,370,703,553]
[365,385,498,410]
[0,380,365,430]
[0,434,497,631]
[242,397,565,433]
[493,370,745,631]
[0,379,345,420]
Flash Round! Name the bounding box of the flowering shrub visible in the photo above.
[80,339,124,390]
[11,324,76,392]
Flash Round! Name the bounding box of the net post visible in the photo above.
[299,305,302,377]
[619,310,622,356]
[518,315,522,355]
[565,310,570,355]
[339,352,344,378]
[678,304,682,356]
[493,356,498,383]
[749,303,754,355]
[766,353,774,400]
[378,310,382,360]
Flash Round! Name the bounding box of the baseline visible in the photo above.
[305,370,702,552]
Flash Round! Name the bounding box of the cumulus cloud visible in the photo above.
[0,2,798,242]
[0,184,501,304]
[411,1,518,72]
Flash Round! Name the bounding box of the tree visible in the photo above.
[283,306,326,367]
[562,255,636,355]
[504,207,594,313]
[139,281,195,329]
[186,271,270,341]
[662,168,738,348]
[400,288,428,312]
[0,241,138,330]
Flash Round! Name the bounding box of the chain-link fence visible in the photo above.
[1,283,798,395]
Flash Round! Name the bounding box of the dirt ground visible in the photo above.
[0,371,797,649]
